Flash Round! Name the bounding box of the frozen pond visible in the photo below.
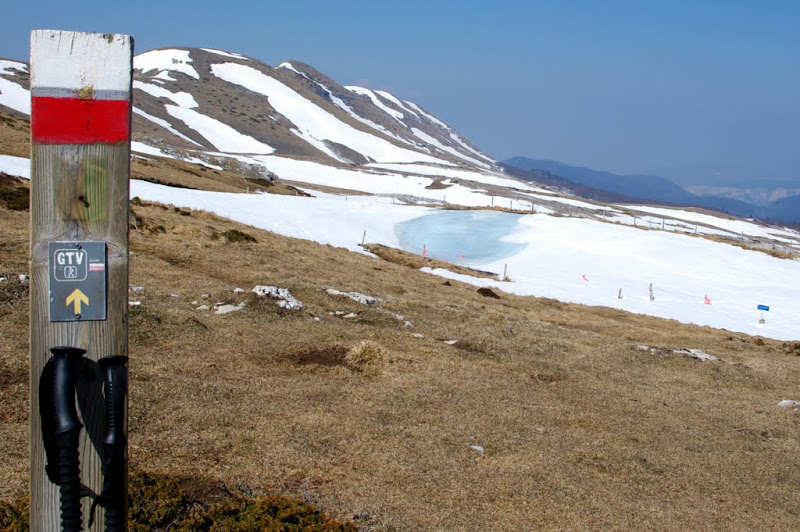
[395,209,527,265]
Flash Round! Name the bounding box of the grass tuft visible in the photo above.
[345,340,386,374]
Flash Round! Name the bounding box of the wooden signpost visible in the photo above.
[30,30,133,531]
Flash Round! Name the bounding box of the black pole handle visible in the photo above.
[40,346,86,532]
[89,355,128,531]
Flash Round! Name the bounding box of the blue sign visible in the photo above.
[757,304,770,312]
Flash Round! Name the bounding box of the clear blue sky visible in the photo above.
[3,0,798,185]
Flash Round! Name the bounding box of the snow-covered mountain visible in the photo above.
[3,47,495,169]
[132,48,496,168]
[2,46,800,341]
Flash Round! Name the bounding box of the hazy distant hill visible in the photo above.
[505,157,698,204]
[769,194,800,225]
[505,156,799,225]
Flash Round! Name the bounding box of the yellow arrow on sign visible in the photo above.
[66,289,89,314]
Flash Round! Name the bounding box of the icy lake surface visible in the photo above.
[395,210,527,265]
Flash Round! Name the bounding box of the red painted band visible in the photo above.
[31,97,130,144]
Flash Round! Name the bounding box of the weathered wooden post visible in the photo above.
[29,30,132,531]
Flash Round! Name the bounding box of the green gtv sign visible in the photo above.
[48,241,107,322]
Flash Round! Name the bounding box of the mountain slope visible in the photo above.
[2,47,496,171]
[101,48,500,171]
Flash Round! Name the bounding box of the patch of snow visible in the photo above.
[212,63,445,164]
[277,64,419,148]
[411,127,491,168]
[346,86,404,122]
[276,62,300,74]
[133,107,202,146]
[232,155,493,206]
[0,60,27,75]
[165,104,275,154]
[448,132,495,164]
[404,100,449,129]
[521,192,612,212]
[0,77,30,115]
[201,48,249,60]
[619,205,800,243]
[134,49,199,80]
[0,154,30,179]
[129,142,224,169]
[375,90,420,118]
[133,80,198,108]
[154,71,176,82]
[367,163,543,193]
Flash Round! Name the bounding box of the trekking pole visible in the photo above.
[40,346,86,532]
[89,355,129,531]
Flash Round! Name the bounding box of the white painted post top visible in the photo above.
[30,30,133,93]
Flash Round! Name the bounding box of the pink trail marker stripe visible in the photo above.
[31,96,130,144]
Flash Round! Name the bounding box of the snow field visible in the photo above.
[0,154,30,178]
[134,49,199,80]
[0,77,29,115]
[4,146,797,341]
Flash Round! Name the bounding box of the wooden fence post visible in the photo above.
[29,30,133,532]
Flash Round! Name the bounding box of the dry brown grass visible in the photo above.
[0,113,29,157]
[702,233,799,260]
[2,119,799,529]
[345,340,387,375]
[131,154,306,196]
